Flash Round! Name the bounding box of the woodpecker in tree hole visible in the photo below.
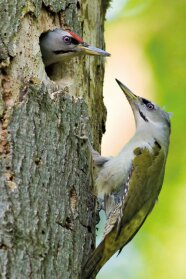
[40,28,110,66]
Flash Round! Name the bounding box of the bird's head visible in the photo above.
[116,79,171,132]
[40,29,110,66]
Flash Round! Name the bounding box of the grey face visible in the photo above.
[115,79,171,130]
[39,30,80,65]
[40,29,110,66]
[136,97,171,129]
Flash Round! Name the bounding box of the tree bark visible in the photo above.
[0,1,109,278]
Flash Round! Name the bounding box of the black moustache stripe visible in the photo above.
[154,140,161,149]
[53,50,75,54]
[139,110,148,122]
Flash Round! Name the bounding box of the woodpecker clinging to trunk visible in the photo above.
[82,79,171,279]
[40,28,110,66]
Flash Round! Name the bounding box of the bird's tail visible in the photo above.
[82,239,107,279]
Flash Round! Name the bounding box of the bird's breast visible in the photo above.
[95,151,134,196]
[95,137,156,196]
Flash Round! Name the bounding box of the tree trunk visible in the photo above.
[0,1,109,278]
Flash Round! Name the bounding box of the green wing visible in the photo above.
[103,142,167,249]
[82,142,167,279]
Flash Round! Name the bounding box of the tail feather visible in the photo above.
[82,240,106,279]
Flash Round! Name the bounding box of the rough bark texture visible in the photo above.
[0,1,109,278]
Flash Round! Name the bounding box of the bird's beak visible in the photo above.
[115,79,138,102]
[116,79,140,123]
[77,43,111,57]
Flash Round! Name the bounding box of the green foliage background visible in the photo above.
[98,0,186,278]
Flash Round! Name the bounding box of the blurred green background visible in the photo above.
[98,0,186,278]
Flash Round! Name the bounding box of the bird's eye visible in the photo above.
[63,36,71,45]
[146,102,155,110]
[141,98,155,110]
